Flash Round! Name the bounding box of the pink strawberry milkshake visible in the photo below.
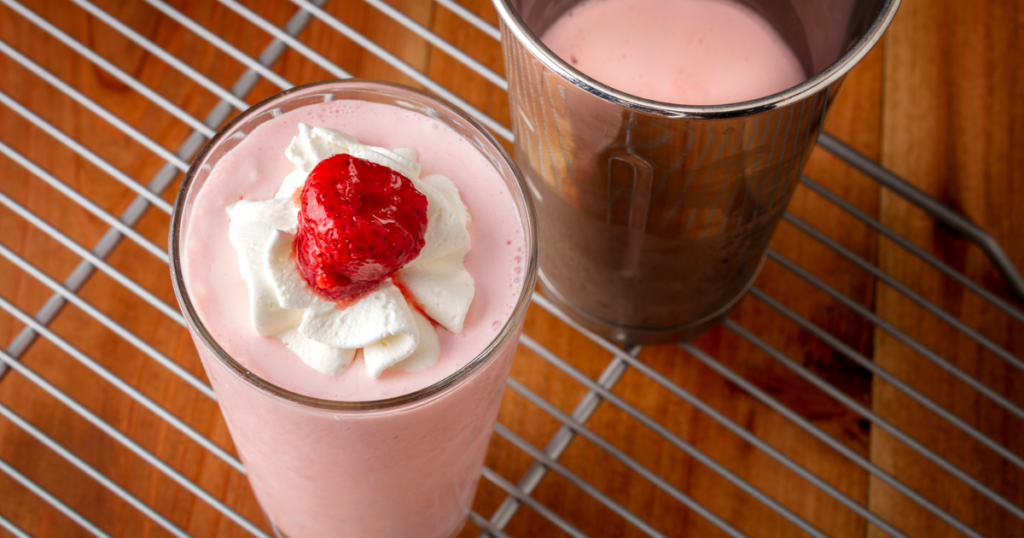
[171,81,536,538]
[541,0,806,105]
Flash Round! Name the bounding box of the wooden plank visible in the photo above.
[0,1,281,536]
[869,0,1024,537]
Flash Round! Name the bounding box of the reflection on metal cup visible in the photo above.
[494,0,901,344]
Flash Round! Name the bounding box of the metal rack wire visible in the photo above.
[0,1,1021,537]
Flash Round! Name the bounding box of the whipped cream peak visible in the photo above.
[226,123,474,378]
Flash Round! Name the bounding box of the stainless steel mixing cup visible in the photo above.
[494,0,901,344]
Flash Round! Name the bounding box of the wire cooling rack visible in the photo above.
[1,1,1022,537]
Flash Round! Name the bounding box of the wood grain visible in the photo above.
[0,1,1021,537]
[868,1,1024,537]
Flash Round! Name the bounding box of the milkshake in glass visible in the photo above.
[170,80,536,538]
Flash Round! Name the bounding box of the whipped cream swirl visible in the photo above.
[226,124,474,378]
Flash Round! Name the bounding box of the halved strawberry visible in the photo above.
[294,153,428,301]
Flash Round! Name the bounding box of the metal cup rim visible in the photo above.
[492,0,902,118]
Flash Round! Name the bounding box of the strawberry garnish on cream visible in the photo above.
[225,124,474,378]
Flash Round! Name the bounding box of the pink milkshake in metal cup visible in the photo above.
[495,0,900,344]
[170,80,537,538]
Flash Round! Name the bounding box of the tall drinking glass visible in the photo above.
[170,80,537,538]
[495,0,900,344]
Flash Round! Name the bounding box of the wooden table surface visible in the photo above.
[0,0,1022,537]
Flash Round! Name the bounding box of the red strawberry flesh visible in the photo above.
[295,153,428,301]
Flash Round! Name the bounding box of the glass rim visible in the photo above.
[492,0,902,119]
[169,79,539,412]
